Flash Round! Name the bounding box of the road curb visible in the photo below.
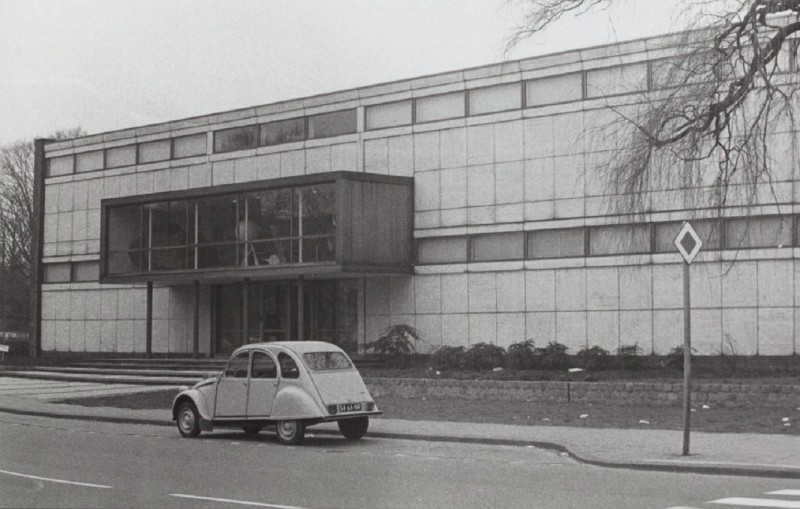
[2,406,799,480]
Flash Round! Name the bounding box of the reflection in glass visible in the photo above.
[260,118,305,147]
[241,189,293,265]
[295,184,335,263]
[214,125,258,153]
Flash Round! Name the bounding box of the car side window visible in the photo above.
[251,351,277,379]
[224,351,250,378]
[278,352,300,379]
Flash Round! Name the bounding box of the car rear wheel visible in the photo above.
[275,420,305,445]
[338,416,369,440]
[242,425,263,436]
[177,401,201,438]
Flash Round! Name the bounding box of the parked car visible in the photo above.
[172,341,381,445]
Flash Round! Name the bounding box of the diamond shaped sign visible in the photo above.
[674,221,702,264]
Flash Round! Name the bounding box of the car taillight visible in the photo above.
[327,404,338,415]
[366,402,375,411]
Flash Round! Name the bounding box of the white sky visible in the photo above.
[0,0,685,145]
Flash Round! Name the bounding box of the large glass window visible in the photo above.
[148,201,188,270]
[214,125,259,153]
[260,118,306,146]
[416,236,468,264]
[468,83,521,115]
[526,74,583,107]
[724,216,792,249]
[589,224,651,255]
[527,228,585,259]
[295,184,336,263]
[194,195,238,268]
[470,232,524,262]
[415,92,465,123]
[105,182,340,275]
[308,110,357,139]
[241,189,293,265]
[106,205,144,274]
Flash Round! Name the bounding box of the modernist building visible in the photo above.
[33,31,800,359]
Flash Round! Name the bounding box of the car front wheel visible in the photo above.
[177,401,201,438]
[275,420,305,445]
[338,416,369,440]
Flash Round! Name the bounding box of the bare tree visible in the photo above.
[0,128,83,329]
[507,0,800,214]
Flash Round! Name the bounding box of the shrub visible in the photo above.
[666,345,695,371]
[366,324,422,368]
[577,345,611,371]
[507,340,537,370]
[535,341,570,370]
[617,343,643,370]
[430,345,466,370]
[463,342,506,370]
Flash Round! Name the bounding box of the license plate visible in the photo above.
[339,403,362,412]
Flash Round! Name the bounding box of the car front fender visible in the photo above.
[271,385,324,420]
[172,389,213,422]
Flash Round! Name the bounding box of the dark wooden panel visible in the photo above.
[343,180,413,269]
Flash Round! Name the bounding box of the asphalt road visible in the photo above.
[0,413,798,509]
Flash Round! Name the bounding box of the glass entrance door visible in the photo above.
[214,279,359,356]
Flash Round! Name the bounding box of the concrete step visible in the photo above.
[0,370,201,386]
[23,366,218,378]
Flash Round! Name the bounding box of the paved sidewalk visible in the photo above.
[0,376,797,479]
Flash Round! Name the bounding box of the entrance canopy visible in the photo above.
[99,171,413,284]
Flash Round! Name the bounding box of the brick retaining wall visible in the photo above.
[363,378,800,407]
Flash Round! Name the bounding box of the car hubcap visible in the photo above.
[180,409,194,432]
[279,421,296,437]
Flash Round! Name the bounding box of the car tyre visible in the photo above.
[275,420,305,445]
[242,425,263,436]
[338,416,369,440]
[177,401,201,438]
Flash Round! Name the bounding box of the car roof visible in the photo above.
[234,341,346,356]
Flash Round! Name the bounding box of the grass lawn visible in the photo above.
[57,389,800,435]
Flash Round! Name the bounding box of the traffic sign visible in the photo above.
[0,345,8,352]
[674,221,703,264]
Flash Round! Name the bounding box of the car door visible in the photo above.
[214,350,250,418]
[246,350,278,418]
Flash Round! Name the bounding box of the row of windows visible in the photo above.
[43,261,100,283]
[105,182,336,275]
[365,43,800,130]
[47,133,207,177]
[49,42,800,176]
[416,216,795,264]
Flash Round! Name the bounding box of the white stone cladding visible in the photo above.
[38,31,800,356]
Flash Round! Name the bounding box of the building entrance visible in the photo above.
[215,279,359,357]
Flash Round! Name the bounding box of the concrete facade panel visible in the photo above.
[556,311,586,352]
[469,313,496,345]
[414,275,442,314]
[468,273,496,313]
[441,274,469,313]
[497,313,525,348]
[586,310,619,352]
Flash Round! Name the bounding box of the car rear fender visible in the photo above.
[271,384,323,419]
[172,389,212,422]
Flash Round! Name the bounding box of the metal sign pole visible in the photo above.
[673,221,701,457]
[682,261,692,456]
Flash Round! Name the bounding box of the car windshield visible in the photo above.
[302,352,353,370]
